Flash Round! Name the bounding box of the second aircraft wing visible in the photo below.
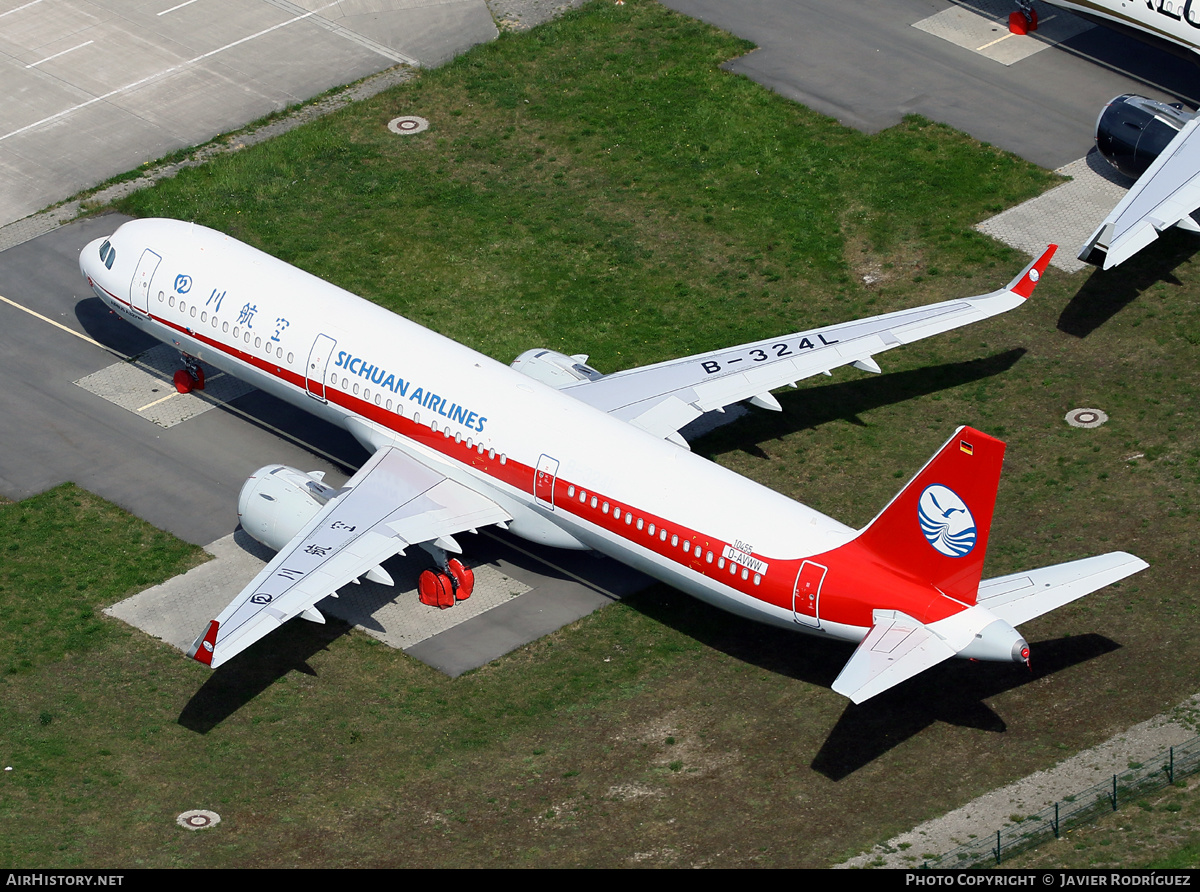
[561,247,1056,442]
[1080,117,1200,270]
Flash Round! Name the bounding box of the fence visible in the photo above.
[922,735,1200,868]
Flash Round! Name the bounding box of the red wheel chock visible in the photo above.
[1008,9,1037,34]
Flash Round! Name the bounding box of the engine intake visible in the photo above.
[1095,93,1194,180]
[238,465,338,552]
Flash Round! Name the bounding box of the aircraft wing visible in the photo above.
[562,246,1056,443]
[187,446,511,669]
[1079,118,1200,270]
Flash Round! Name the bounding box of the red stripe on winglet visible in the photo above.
[1011,245,1057,299]
[190,620,219,667]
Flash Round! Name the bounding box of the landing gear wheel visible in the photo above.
[447,558,474,601]
[434,573,455,608]
[191,365,205,390]
[173,369,193,394]
[418,570,455,609]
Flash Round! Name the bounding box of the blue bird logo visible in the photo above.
[918,484,976,558]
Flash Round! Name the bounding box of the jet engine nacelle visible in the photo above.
[510,349,603,390]
[1095,93,1195,180]
[238,464,339,552]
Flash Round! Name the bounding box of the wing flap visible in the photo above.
[189,446,510,668]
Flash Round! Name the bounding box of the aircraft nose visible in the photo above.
[80,237,106,282]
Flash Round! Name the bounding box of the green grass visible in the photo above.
[4,0,1191,868]
[0,485,203,677]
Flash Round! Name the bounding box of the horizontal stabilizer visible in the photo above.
[831,610,957,705]
[976,552,1148,627]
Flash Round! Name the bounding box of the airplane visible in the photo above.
[1016,0,1200,58]
[1012,2,1200,268]
[79,219,1147,703]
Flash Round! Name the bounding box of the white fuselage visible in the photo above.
[82,219,870,642]
[1042,0,1200,54]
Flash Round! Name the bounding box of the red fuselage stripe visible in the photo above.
[95,281,795,611]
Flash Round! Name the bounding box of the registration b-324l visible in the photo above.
[80,220,1146,702]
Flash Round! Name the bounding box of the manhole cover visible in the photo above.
[177,809,221,830]
[1065,408,1108,428]
[388,116,429,135]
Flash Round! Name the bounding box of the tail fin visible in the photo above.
[855,426,1005,605]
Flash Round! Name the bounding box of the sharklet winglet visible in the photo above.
[188,620,219,667]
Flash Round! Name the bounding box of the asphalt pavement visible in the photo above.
[664,0,1200,170]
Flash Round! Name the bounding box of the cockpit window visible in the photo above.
[99,239,115,269]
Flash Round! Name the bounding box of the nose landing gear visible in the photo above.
[1009,1,1038,34]
[172,355,206,393]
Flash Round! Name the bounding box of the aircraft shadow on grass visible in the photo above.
[630,583,1121,781]
[178,618,351,734]
[692,347,1026,457]
[810,633,1121,781]
[1058,232,1197,338]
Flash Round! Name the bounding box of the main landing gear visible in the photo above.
[1009,1,1038,34]
[172,354,206,394]
[417,543,475,609]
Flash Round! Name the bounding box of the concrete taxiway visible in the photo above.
[664,0,1200,170]
[0,0,499,229]
[663,0,1200,269]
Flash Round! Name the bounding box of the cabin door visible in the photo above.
[129,249,161,315]
[305,334,337,401]
[534,455,559,509]
[792,560,827,628]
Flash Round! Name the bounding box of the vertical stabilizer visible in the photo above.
[854,427,1005,605]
